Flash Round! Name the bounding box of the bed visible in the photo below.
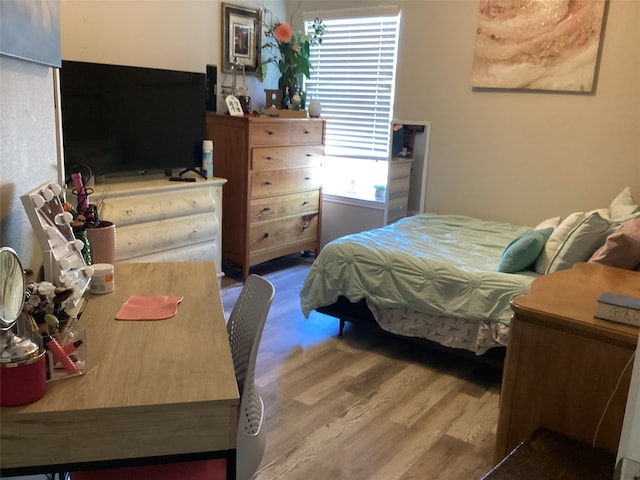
[300,213,539,358]
[300,188,640,361]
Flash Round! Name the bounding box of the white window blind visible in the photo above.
[304,9,400,160]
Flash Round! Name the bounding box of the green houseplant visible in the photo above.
[257,7,324,109]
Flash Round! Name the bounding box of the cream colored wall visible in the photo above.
[294,0,640,226]
[61,0,640,226]
[6,0,639,267]
[60,0,215,72]
[60,0,285,114]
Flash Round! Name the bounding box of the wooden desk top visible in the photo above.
[1,262,239,472]
[512,262,640,347]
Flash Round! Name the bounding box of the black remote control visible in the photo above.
[169,177,196,182]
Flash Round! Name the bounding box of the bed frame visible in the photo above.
[317,296,506,369]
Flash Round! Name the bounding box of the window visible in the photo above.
[304,7,401,200]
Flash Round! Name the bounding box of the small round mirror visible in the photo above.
[0,247,26,331]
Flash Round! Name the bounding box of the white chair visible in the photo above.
[227,274,275,480]
[71,274,275,480]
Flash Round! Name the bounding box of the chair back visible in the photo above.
[227,274,275,393]
[227,274,275,480]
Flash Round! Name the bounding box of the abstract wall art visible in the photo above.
[471,0,607,93]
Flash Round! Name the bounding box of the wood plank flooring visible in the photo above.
[1,255,502,480]
[221,255,503,480]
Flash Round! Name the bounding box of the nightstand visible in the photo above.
[495,263,640,461]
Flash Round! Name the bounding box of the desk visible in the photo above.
[495,263,639,461]
[1,262,239,478]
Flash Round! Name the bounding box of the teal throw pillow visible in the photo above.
[498,228,554,273]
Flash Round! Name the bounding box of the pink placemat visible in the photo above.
[115,295,184,321]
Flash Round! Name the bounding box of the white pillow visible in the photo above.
[534,212,585,274]
[588,208,610,220]
[546,212,617,273]
[535,216,562,230]
[609,187,640,221]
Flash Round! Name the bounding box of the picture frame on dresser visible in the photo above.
[222,3,261,74]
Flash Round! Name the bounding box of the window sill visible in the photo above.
[323,191,385,209]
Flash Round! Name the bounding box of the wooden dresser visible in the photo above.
[206,114,324,280]
[495,263,640,462]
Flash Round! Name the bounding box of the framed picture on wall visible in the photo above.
[222,3,261,74]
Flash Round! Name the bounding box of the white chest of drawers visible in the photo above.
[88,177,226,278]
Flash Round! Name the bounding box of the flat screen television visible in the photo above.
[59,60,206,179]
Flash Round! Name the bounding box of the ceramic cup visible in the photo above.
[86,221,116,265]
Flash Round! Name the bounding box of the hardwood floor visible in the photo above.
[221,255,503,480]
[2,255,502,480]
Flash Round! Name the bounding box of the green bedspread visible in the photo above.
[300,213,539,325]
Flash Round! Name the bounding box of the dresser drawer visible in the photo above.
[386,196,408,224]
[388,160,412,179]
[252,146,323,171]
[249,191,319,223]
[250,122,290,146]
[116,212,219,261]
[249,214,319,254]
[290,121,324,145]
[387,176,411,197]
[99,187,217,227]
[251,167,320,197]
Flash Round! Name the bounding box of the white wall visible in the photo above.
[0,56,60,274]
[321,197,384,247]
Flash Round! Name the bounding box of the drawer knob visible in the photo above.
[263,207,271,212]
[302,200,309,205]
[267,156,274,160]
[265,181,272,185]
[305,176,311,181]
[304,130,310,134]
[306,153,312,157]
[267,130,275,136]
[302,224,309,230]
[263,233,270,239]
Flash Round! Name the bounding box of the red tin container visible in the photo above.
[0,350,47,407]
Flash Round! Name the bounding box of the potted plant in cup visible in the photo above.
[374,184,386,201]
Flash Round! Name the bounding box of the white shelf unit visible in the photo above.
[383,120,431,225]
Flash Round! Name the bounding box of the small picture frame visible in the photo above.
[222,3,261,74]
[225,95,244,116]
